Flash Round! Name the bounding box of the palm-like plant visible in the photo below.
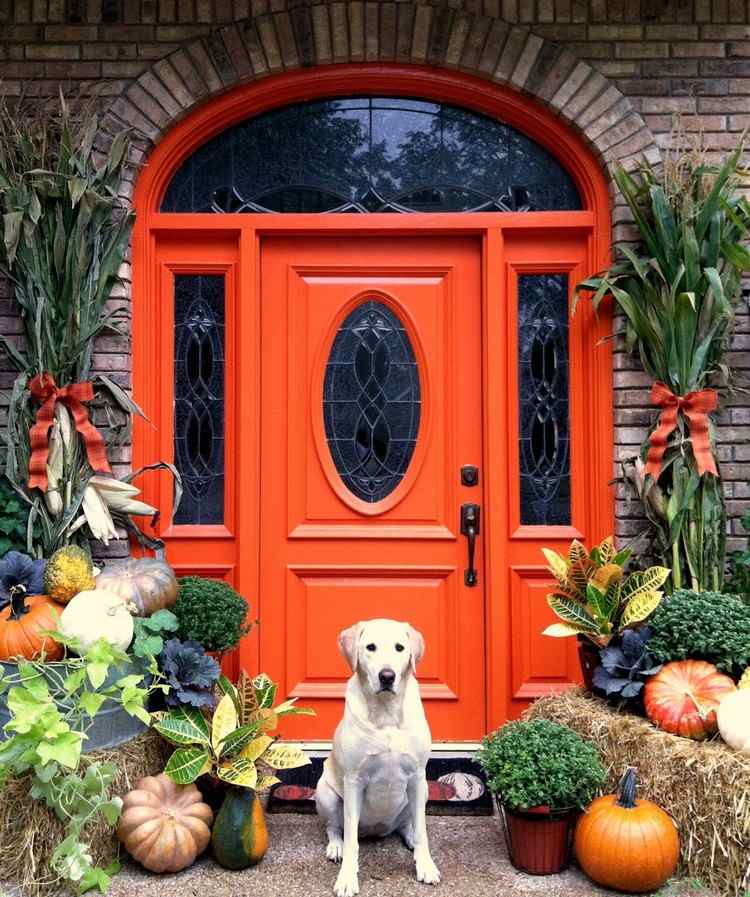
[542,536,670,646]
[575,136,750,592]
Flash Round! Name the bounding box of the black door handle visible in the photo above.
[460,503,480,587]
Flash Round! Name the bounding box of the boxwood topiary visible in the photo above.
[476,719,606,812]
[648,589,750,676]
[174,576,250,653]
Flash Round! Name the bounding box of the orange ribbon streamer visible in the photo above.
[644,380,719,480]
[27,373,112,491]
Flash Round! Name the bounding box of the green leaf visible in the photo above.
[219,723,262,758]
[252,673,277,710]
[546,594,598,633]
[164,747,211,784]
[80,691,106,717]
[153,706,210,746]
[37,731,83,769]
[86,663,109,690]
[216,758,258,789]
[261,744,311,770]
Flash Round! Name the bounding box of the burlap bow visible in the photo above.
[27,373,112,491]
[644,380,719,480]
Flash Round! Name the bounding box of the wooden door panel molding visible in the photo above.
[169,563,236,584]
[509,565,581,704]
[285,564,459,699]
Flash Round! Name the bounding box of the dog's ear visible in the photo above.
[407,625,425,675]
[338,622,363,672]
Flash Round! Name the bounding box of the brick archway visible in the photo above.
[105,1,659,235]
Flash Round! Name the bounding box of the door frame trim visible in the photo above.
[132,65,614,736]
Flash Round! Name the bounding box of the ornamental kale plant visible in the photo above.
[476,719,605,812]
[593,627,662,702]
[648,589,750,676]
[174,577,250,653]
[0,550,46,609]
[160,638,220,709]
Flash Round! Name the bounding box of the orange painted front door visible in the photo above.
[258,235,486,740]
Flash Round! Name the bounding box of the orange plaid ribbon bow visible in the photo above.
[644,380,719,480]
[27,372,112,491]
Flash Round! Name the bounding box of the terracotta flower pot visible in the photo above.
[497,798,577,875]
[577,637,601,692]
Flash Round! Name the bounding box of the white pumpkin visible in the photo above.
[60,588,134,653]
[718,688,750,754]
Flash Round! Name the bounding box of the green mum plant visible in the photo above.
[542,536,671,647]
[154,671,314,790]
[174,576,251,654]
[0,635,165,894]
[476,719,606,812]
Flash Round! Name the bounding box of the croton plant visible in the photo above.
[542,536,671,647]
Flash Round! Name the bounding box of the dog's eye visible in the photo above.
[366,643,377,652]
[395,643,405,652]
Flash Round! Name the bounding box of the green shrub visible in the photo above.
[0,475,31,556]
[476,719,606,811]
[648,589,750,676]
[174,576,250,653]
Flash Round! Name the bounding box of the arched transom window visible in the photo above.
[161,96,583,214]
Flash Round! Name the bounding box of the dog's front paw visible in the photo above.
[326,838,344,862]
[415,854,441,886]
[334,863,359,897]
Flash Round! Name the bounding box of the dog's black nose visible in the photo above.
[378,668,396,688]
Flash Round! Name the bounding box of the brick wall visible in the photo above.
[1,0,749,555]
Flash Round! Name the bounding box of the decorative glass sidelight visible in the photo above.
[162,97,582,215]
[517,273,571,526]
[324,300,421,503]
[173,274,225,525]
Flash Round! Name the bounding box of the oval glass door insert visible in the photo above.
[323,299,421,504]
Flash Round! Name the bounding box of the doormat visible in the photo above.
[267,757,493,816]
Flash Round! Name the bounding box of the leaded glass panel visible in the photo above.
[173,274,225,525]
[518,273,571,526]
[324,300,421,503]
[162,97,581,214]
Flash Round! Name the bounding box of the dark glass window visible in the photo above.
[324,300,421,503]
[173,274,225,525]
[518,274,571,526]
[162,97,581,214]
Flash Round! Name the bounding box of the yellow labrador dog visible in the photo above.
[315,619,440,897]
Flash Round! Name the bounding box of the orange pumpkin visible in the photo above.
[644,659,736,739]
[575,768,679,893]
[0,587,63,661]
[117,773,213,873]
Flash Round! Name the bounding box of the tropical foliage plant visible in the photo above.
[0,92,179,556]
[575,134,750,592]
[476,719,606,811]
[0,634,165,893]
[154,671,314,790]
[541,536,670,646]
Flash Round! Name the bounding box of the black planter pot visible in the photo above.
[577,637,601,691]
[496,797,577,875]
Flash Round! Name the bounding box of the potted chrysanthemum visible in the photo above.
[476,719,606,875]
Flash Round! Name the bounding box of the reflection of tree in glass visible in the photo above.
[161,98,581,213]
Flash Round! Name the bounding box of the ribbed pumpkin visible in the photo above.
[717,667,750,754]
[96,557,178,617]
[117,774,213,873]
[575,768,679,893]
[60,589,134,652]
[644,659,737,739]
[211,788,268,870]
[0,587,63,661]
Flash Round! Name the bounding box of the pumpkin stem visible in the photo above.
[616,767,638,809]
[8,585,29,621]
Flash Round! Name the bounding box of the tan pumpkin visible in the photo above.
[117,773,214,873]
[96,557,178,617]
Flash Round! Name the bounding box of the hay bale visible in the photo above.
[0,731,170,897]
[527,689,750,897]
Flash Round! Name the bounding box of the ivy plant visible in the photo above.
[0,635,166,894]
[0,475,33,556]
